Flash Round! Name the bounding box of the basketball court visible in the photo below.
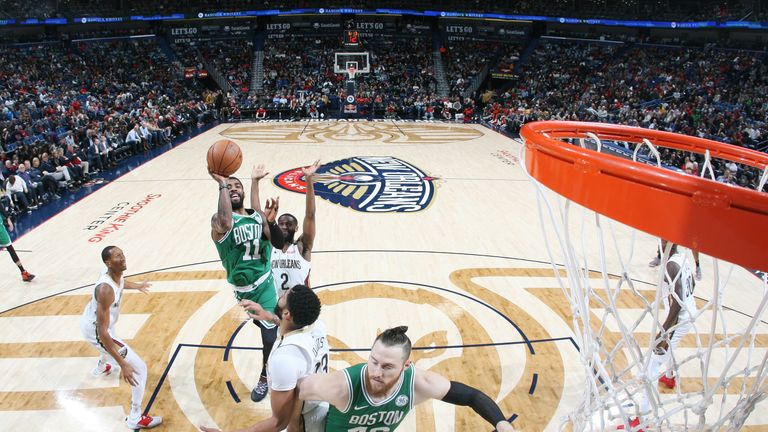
[0,120,765,431]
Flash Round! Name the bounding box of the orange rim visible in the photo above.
[520,121,768,271]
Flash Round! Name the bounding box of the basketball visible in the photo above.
[207,139,242,177]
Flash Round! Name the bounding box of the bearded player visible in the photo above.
[298,326,516,431]
[251,161,319,295]
[210,167,285,402]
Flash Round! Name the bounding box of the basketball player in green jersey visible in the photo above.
[298,326,516,432]
[210,168,285,402]
[1,212,34,282]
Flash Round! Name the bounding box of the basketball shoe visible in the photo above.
[658,375,676,389]
[91,359,115,377]
[616,417,642,431]
[251,375,269,402]
[21,271,35,282]
[125,414,162,429]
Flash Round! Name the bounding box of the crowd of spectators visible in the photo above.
[0,0,754,25]
[494,44,522,76]
[355,38,437,111]
[0,38,220,221]
[443,41,508,97]
[0,0,750,22]
[0,0,56,18]
[171,40,204,73]
[576,0,739,21]
[3,26,765,215]
[256,35,446,119]
[262,35,341,101]
[202,39,254,96]
[256,35,342,117]
[482,40,767,190]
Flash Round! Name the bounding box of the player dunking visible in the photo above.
[298,326,516,432]
[251,161,318,295]
[200,284,329,432]
[79,246,162,429]
[210,168,285,402]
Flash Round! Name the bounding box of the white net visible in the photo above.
[520,131,768,431]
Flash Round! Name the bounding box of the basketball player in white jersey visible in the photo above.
[200,284,328,432]
[251,161,318,295]
[79,246,162,429]
[622,241,698,428]
[647,240,697,389]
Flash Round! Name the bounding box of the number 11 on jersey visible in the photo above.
[243,240,259,261]
[348,427,390,432]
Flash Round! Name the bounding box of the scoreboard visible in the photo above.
[344,29,360,47]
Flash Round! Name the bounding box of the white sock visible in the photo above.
[647,351,667,381]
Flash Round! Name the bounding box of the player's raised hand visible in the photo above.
[209,169,227,185]
[302,160,321,180]
[264,197,280,223]
[252,164,269,181]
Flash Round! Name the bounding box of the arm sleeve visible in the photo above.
[268,220,285,249]
[266,345,306,391]
[441,381,506,427]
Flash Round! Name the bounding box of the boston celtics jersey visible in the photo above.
[214,210,272,286]
[326,363,415,432]
[0,223,10,247]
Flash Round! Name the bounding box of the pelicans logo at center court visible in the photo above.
[274,157,438,212]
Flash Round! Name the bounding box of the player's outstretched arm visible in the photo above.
[264,197,279,224]
[258,207,285,250]
[299,160,320,260]
[414,368,515,432]
[250,164,269,212]
[240,299,279,325]
[124,279,151,294]
[297,370,350,410]
[210,171,232,239]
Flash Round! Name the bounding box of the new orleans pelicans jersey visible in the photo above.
[268,321,329,432]
[214,210,271,287]
[326,363,415,432]
[270,320,329,376]
[663,251,697,320]
[81,270,124,332]
[271,243,311,295]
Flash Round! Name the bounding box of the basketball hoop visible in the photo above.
[520,121,768,431]
[522,121,768,271]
